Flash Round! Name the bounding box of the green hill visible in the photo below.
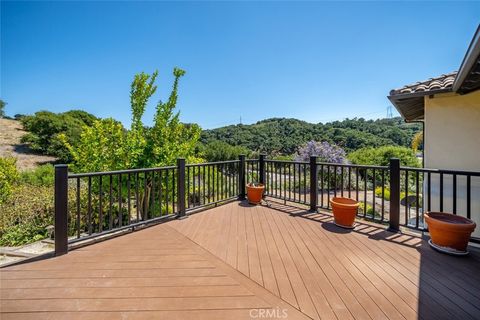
[200,117,421,155]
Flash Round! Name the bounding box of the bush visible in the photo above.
[0,184,53,246]
[348,145,420,167]
[0,157,19,204]
[374,186,390,200]
[20,110,98,162]
[200,140,251,162]
[19,164,55,186]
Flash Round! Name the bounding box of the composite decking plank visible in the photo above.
[252,205,280,296]
[262,207,320,319]
[272,209,352,320]
[258,204,299,308]
[286,214,375,320]
[245,205,264,286]
[1,285,253,300]
[292,213,393,320]
[226,204,239,268]
[347,220,480,319]
[237,205,250,277]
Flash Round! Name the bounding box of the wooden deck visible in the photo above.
[168,200,480,320]
[2,200,480,319]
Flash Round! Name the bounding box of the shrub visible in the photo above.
[348,145,420,167]
[374,186,390,200]
[19,164,55,186]
[295,140,347,163]
[20,110,98,162]
[0,157,19,204]
[0,184,53,246]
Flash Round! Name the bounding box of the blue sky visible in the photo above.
[2,1,479,129]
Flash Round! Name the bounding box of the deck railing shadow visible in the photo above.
[264,198,425,250]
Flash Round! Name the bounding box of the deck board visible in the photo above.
[3,200,480,320]
[168,200,480,320]
[1,222,309,320]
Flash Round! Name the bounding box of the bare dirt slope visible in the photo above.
[0,118,57,171]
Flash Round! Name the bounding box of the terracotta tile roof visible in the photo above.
[389,72,457,96]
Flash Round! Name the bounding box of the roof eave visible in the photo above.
[452,25,480,92]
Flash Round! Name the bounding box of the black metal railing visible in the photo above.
[54,155,480,255]
[185,160,240,210]
[263,160,310,206]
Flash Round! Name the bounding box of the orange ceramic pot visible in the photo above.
[330,197,360,229]
[246,183,264,205]
[425,212,476,252]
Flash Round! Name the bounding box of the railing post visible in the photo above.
[177,158,186,218]
[54,164,68,256]
[239,154,246,200]
[309,156,318,212]
[259,154,266,185]
[388,158,400,232]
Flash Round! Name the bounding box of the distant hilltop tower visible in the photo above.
[387,105,393,118]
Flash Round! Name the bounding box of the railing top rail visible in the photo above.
[68,166,177,178]
[265,159,309,164]
[186,160,240,167]
[400,166,480,176]
[316,162,388,170]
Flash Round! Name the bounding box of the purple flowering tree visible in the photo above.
[294,141,347,164]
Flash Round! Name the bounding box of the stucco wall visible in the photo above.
[424,90,480,170]
[424,90,480,239]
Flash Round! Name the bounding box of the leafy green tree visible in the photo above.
[348,145,420,167]
[199,140,251,162]
[0,100,6,118]
[20,110,98,162]
[64,68,200,172]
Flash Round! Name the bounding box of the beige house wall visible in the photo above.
[423,90,480,238]
[424,90,480,170]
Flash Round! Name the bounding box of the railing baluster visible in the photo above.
[427,172,431,212]
[440,173,444,212]
[99,176,103,232]
[372,168,376,219]
[158,170,163,215]
[320,164,324,208]
[381,170,385,221]
[348,167,351,199]
[76,177,81,238]
[118,174,122,227]
[405,170,409,225]
[340,166,344,197]
[127,174,131,225]
[363,168,367,217]
[88,176,92,234]
[452,174,457,215]
[467,175,471,219]
[416,171,419,228]
[109,175,113,229]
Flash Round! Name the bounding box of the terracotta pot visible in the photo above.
[425,212,476,252]
[330,197,360,229]
[246,183,265,205]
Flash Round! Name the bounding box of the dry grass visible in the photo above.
[0,118,57,171]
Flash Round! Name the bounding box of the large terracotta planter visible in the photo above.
[330,197,360,229]
[425,212,476,254]
[246,183,264,205]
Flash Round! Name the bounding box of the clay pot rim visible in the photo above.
[330,197,360,208]
[246,183,265,189]
[425,212,476,231]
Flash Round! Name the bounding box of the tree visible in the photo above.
[295,140,347,163]
[200,140,251,162]
[20,110,98,162]
[64,68,201,172]
[348,145,420,167]
[412,131,423,153]
[0,100,6,118]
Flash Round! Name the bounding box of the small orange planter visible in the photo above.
[425,212,476,254]
[246,183,265,205]
[330,197,359,229]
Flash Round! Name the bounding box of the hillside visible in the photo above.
[0,118,57,171]
[200,117,421,155]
